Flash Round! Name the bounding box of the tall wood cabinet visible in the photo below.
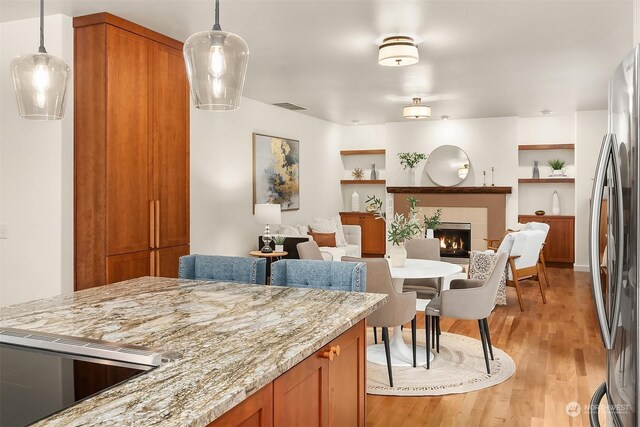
[339,212,386,257]
[74,13,189,291]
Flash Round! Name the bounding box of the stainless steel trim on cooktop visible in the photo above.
[0,328,181,366]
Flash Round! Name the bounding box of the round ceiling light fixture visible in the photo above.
[403,97,431,119]
[378,36,419,66]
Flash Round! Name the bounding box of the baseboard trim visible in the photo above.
[573,264,590,272]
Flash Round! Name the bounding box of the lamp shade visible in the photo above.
[255,203,281,224]
[378,36,419,67]
[183,30,249,110]
[403,97,431,119]
[11,52,70,120]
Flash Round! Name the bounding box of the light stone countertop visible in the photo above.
[0,276,386,426]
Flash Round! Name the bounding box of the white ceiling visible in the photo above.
[0,0,633,125]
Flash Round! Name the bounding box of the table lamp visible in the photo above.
[255,203,281,253]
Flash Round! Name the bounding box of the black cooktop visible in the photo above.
[0,343,154,426]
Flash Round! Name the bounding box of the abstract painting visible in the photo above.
[253,133,300,210]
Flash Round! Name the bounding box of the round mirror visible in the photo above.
[425,145,470,186]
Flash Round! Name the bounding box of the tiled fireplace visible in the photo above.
[434,222,471,261]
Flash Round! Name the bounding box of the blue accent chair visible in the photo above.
[270,259,366,292]
[179,255,267,285]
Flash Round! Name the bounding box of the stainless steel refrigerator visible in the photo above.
[589,46,638,427]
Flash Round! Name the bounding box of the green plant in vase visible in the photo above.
[273,235,286,252]
[423,209,442,238]
[547,159,567,177]
[398,152,428,185]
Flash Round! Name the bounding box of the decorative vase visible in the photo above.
[389,242,407,267]
[426,229,435,239]
[412,168,419,186]
[351,191,360,212]
[533,161,540,179]
[370,164,378,180]
[550,169,564,177]
[275,244,284,252]
[552,191,560,215]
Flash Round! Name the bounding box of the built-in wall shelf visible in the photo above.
[340,149,386,156]
[519,178,575,184]
[340,179,386,185]
[518,144,575,151]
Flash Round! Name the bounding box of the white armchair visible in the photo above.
[523,221,551,287]
[496,230,548,311]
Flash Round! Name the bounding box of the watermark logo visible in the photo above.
[566,401,581,417]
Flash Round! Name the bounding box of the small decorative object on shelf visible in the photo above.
[548,159,567,177]
[351,190,360,212]
[352,167,365,180]
[491,167,495,186]
[552,190,561,215]
[483,170,487,186]
[370,163,378,180]
[365,196,378,213]
[423,209,442,239]
[533,161,540,179]
[273,235,285,253]
[535,210,545,216]
[398,152,427,186]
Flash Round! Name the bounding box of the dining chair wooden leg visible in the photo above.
[425,314,430,369]
[373,327,378,344]
[411,316,417,368]
[382,327,393,387]
[483,318,494,360]
[540,252,550,287]
[435,317,440,353]
[478,320,491,375]
[431,316,436,349]
[509,258,524,311]
[537,264,547,304]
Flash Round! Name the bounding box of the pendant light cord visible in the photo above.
[212,0,221,31]
[38,0,47,53]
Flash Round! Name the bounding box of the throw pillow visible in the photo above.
[296,224,310,235]
[280,225,301,236]
[308,231,337,247]
[310,217,336,234]
[331,215,348,247]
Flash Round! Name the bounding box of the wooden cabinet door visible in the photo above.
[361,215,386,255]
[207,384,273,427]
[156,245,190,278]
[339,213,361,227]
[544,218,574,263]
[274,351,329,427]
[105,26,152,256]
[106,250,151,284]
[328,320,365,427]
[152,42,190,249]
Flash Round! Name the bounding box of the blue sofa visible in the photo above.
[270,259,366,292]
[179,255,267,285]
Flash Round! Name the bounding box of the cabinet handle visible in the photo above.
[150,251,155,276]
[154,200,160,248]
[330,345,341,356]
[149,201,155,248]
[321,350,335,361]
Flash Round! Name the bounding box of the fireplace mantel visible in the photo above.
[387,186,512,194]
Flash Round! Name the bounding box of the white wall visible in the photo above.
[575,110,608,270]
[0,15,74,307]
[190,97,344,257]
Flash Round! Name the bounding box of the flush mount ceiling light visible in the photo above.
[183,0,249,111]
[10,0,70,120]
[441,115,449,120]
[378,36,419,66]
[403,97,431,119]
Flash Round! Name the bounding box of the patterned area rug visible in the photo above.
[367,330,515,396]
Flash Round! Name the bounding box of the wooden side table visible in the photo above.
[249,251,288,284]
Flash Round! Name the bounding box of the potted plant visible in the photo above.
[398,152,428,185]
[273,235,286,253]
[366,195,422,267]
[423,209,442,239]
[547,159,567,177]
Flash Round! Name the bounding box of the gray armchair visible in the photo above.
[425,251,508,373]
[179,255,267,285]
[270,259,366,292]
[403,238,441,298]
[343,256,417,386]
[296,241,333,260]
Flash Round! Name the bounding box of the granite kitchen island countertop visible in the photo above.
[0,277,386,426]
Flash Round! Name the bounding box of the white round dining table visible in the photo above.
[367,258,463,368]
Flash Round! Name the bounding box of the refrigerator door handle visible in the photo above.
[589,382,607,427]
[589,133,616,349]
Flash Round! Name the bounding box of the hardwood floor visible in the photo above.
[366,268,606,427]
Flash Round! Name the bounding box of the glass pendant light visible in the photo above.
[183,0,249,110]
[403,98,431,119]
[10,0,70,120]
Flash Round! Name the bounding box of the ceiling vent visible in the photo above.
[272,102,307,111]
